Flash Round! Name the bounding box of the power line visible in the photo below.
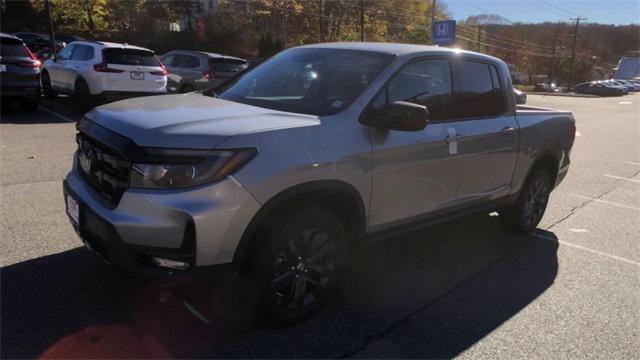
[524,0,569,19]
[537,0,581,17]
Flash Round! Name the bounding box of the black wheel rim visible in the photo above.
[271,228,337,310]
[523,177,549,227]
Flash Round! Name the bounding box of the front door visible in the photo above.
[368,58,463,229]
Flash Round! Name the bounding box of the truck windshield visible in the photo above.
[215,48,394,116]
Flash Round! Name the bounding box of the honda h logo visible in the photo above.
[436,23,449,36]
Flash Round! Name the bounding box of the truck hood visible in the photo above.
[85,93,320,149]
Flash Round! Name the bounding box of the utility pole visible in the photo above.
[549,28,560,83]
[476,25,481,52]
[359,0,364,42]
[319,0,324,42]
[568,17,587,89]
[45,0,56,56]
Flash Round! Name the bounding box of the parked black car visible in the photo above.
[533,82,561,92]
[574,82,625,97]
[10,32,64,53]
[0,33,41,111]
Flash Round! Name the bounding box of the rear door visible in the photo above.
[66,44,93,86]
[451,59,519,203]
[102,48,164,92]
[169,53,202,91]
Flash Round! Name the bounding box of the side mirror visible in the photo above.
[514,89,527,104]
[361,101,429,131]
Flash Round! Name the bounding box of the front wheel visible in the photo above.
[500,169,552,234]
[41,72,57,100]
[254,208,347,324]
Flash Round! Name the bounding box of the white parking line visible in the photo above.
[604,174,640,184]
[575,131,582,137]
[38,106,76,123]
[618,101,632,104]
[570,193,640,212]
[535,234,640,268]
[623,161,640,166]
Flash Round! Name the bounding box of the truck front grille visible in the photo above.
[76,133,130,205]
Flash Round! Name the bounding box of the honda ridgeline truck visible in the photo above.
[64,43,575,323]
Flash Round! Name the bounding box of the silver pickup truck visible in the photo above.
[63,43,575,323]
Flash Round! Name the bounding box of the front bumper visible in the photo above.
[63,166,261,274]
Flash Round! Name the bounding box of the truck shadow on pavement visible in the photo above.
[1,213,559,359]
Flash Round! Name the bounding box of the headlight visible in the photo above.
[130,148,256,189]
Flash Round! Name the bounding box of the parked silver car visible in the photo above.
[64,43,575,324]
[160,50,248,93]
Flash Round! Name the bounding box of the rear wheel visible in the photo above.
[41,71,57,100]
[500,169,552,234]
[72,79,93,112]
[254,208,347,324]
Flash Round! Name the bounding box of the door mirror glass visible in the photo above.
[361,101,429,131]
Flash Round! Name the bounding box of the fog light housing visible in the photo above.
[151,257,190,271]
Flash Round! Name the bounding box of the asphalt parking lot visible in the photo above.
[1,93,639,358]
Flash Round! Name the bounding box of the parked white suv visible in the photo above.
[41,41,167,109]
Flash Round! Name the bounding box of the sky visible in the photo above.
[443,0,640,25]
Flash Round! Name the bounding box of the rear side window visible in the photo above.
[103,48,159,66]
[210,58,248,72]
[71,45,94,61]
[0,39,30,57]
[172,54,200,68]
[452,60,506,119]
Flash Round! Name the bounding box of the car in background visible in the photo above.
[0,33,41,111]
[160,50,248,93]
[533,82,561,93]
[603,79,637,92]
[614,79,640,91]
[54,34,85,44]
[41,41,167,110]
[11,32,64,53]
[574,82,625,96]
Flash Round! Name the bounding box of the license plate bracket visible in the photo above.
[130,71,145,80]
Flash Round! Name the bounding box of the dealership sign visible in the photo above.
[432,20,456,46]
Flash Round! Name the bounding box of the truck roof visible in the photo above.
[300,42,499,61]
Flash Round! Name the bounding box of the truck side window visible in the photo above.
[452,60,506,119]
[373,59,453,121]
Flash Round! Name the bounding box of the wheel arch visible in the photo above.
[233,180,367,274]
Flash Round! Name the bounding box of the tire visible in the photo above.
[41,71,57,100]
[21,99,40,112]
[500,168,552,234]
[179,84,194,93]
[71,79,93,112]
[253,208,347,324]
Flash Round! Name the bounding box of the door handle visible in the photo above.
[501,126,515,135]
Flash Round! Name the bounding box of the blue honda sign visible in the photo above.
[432,20,456,46]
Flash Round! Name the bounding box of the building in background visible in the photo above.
[613,51,640,79]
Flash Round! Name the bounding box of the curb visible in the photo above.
[525,92,600,98]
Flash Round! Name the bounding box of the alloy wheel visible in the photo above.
[271,228,337,310]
